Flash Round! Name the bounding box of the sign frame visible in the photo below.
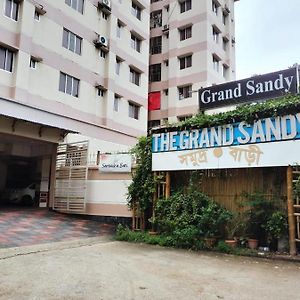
[198,67,299,110]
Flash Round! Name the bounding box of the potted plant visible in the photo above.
[241,192,275,249]
[225,212,246,248]
[264,211,288,251]
[199,200,232,248]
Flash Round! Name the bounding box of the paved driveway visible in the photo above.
[0,207,114,248]
[0,240,299,300]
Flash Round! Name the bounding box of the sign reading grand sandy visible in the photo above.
[199,67,298,110]
[152,113,300,171]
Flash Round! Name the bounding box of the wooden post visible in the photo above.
[165,171,171,198]
[287,166,297,256]
[151,172,158,232]
[132,204,136,230]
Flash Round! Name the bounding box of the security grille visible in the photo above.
[53,141,88,213]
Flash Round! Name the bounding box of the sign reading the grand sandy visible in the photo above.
[199,67,299,110]
[152,113,300,171]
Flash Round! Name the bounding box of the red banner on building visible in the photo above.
[148,92,161,111]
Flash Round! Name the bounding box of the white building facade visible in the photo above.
[0,0,149,218]
[148,0,237,125]
[0,0,237,218]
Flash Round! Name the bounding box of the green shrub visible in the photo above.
[115,224,146,242]
[115,227,261,258]
[215,241,232,254]
[241,192,285,243]
[154,190,231,239]
[264,211,288,239]
[170,226,199,249]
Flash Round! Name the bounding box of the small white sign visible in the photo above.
[99,154,132,173]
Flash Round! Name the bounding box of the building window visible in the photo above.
[59,72,80,97]
[179,55,192,70]
[62,28,82,55]
[117,20,123,38]
[100,50,106,58]
[149,64,161,82]
[131,2,141,20]
[179,26,192,41]
[178,85,192,100]
[102,11,108,20]
[178,115,192,122]
[150,10,162,29]
[114,95,121,112]
[130,68,141,86]
[65,0,84,14]
[115,57,121,75]
[212,26,220,43]
[4,0,19,21]
[180,0,192,13]
[223,12,228,25]
[148,120,160,129]
[150,36,162,55]
[0,46,13,72]
[97,88,105,97]
[222,64,229,79]
[30,57,37,69]
[129,102,139,119]
[34,10,40,21]
[212,55,220,72]
[131,34,141,52]
[212,0,219,15]
[223,37,229,51]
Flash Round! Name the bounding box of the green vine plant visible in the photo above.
[151,95,300,133]
[127,136,161,214]
[293,174,300,199]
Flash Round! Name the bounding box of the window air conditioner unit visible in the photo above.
[98,0,111,12]
[94,36,108,48]
[35,4,46,15]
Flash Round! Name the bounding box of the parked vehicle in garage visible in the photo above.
[4,183,37,205]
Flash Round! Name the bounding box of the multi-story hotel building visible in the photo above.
[148,0,237,126]
[0,0,149,218]
[0,0,236,219]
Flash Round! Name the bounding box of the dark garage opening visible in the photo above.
[0,134,54,208]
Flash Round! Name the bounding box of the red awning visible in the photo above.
[148,92,161,111]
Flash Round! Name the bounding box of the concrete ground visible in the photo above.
[0,239,300,300]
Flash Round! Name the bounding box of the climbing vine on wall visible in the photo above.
[126,136,157,213]
[152,95,300,133]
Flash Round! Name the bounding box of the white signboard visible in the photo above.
[152,140,300,171]
[99,154,132,173]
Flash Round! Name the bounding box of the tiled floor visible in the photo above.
[0,207,114,248]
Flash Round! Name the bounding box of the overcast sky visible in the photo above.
[235,0,300,79]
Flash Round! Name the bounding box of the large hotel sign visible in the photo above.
[152,113,300,171]
[199,67,299,110]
